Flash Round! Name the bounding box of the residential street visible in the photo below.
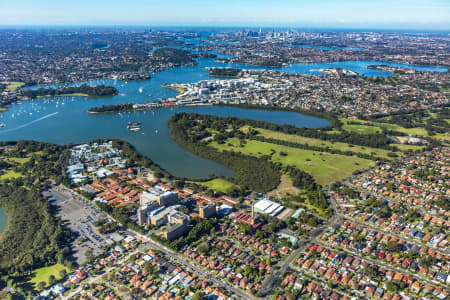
[314,240,448,289]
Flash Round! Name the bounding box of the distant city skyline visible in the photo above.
[0,0,449,30]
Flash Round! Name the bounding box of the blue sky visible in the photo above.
[1,0,449,29]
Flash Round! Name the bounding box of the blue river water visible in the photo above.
[0,56,447,179]
[0,34,447,234]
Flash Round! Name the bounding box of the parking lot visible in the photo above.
[44,186,112,264]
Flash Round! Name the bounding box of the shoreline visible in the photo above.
[162,84,187,95]
[87,102,214,114]
[36,93,90,98]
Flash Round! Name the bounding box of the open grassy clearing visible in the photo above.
[339,118,428,137]
[340,118,382,134]
[342,123,381,134]
[378,123,428,136]
[267,174,301,199]
[433,132,450,143]
[251,127,396,159]
[3,152,43,165]
[197,178,237,193]
[0,170,24,180]
[162,84,187,95]
[31,151,45,156]
[7,157,31,164]
[210,138,375,186]
[0,154,33,180]
[29,263,71,288]
[394,144,425,152]
[1,81,25,91]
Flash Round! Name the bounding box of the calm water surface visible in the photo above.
[0,57,446,178]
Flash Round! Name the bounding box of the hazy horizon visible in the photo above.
[1,0,449,30]
[0,24,449,32]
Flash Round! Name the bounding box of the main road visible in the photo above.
[144,238,255,300]
[55,184,348,299]
[260,190,339,298]
[56,185,254,300]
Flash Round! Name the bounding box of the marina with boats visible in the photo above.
[0,54,445,179]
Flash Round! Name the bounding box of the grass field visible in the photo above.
[377,123,428,136]
[210,138,375,186]
[1,81,25,91]
[7,157,31,164]
[0,170,24,180]
[29,264,70,288]
[433,132,450,142]
[395,144,424,151]
[162,84,186,95]
[0,154,30,180]
[394,144,424,152]
[252,127,395,159]
[340,119,383,135]
[0,108,6,112]
[197,178,237,193]
[342,123,382,134]
[339,118,428,137]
